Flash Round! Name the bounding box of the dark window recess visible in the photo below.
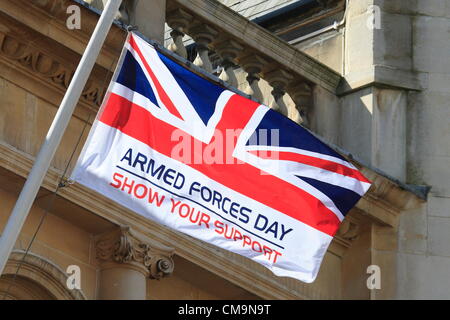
[252,0,345,42]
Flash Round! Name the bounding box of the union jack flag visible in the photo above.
[72,33,371,283]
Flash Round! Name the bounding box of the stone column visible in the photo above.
[189,23,218,73]
[238,54,267,103]
[166,8,193,59]
[264,69,294,117]
[214,40,243,88]
[95,226,174,300]
[287,82,313,126]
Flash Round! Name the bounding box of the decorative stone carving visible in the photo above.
[0,32,106,107]
[336,217,360,242]
[332,214,362,254]
[95,226,175,279]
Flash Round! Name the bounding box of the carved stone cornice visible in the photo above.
[326,211,362,257]
[0,30,107,109]
[355,165,426,229]
[335,214,360,245]
[95,226,175,279]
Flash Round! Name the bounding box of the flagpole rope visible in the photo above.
[0,22,121,300]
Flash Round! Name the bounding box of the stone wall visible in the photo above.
[290,0,450,299]
[398,0,450,299]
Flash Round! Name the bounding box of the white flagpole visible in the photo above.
[0,0,122,274]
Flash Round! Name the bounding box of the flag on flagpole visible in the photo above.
[71,32,371,283]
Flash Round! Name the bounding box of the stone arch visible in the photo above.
[0,250,86,300]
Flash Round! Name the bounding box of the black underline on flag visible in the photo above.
[116,165,285,250]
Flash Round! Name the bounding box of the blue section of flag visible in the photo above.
[116,51,160,108]
[297,176,361,216]
[156,51,225,126]
[247,109,346,160]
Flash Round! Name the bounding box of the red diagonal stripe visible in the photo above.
[128,34,184,120]
[248,150,371,183]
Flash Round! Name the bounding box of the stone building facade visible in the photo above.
[0,0,447,299]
